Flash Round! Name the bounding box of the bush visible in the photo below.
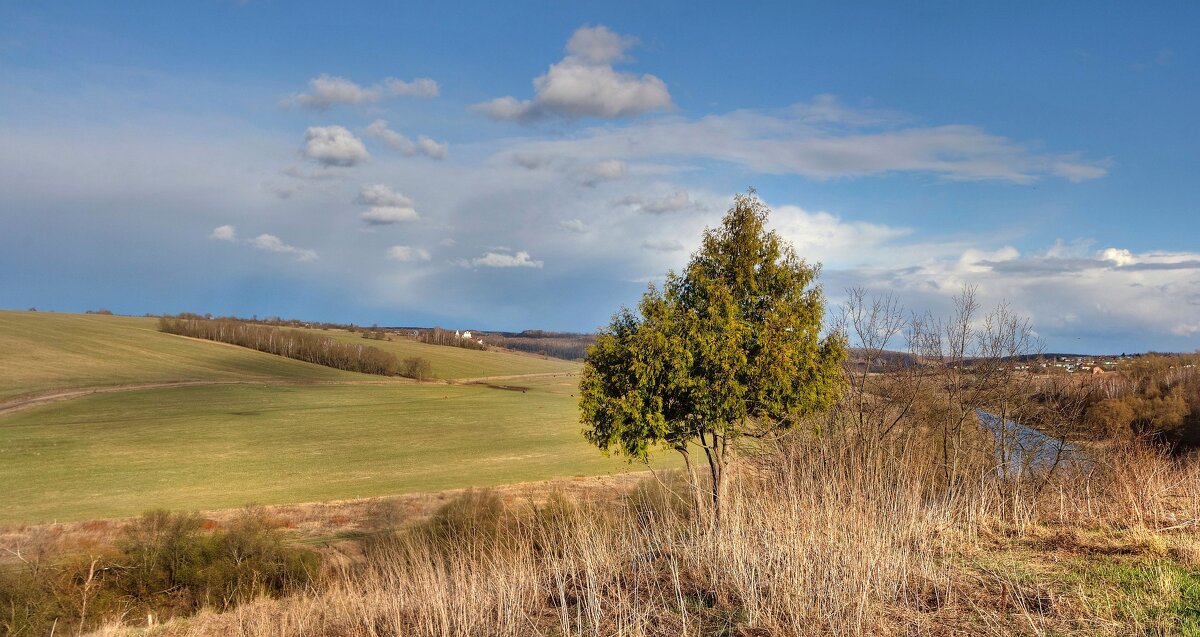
[119,509,317,613]
[401,356,434,381]
[423,490,507,549]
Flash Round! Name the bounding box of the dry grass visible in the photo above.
[94,435,1200,637]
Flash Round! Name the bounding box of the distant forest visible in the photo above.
[479,330,596,360]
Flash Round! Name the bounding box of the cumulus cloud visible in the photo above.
[364,120,448,160]
[641,239,685,252]
[558,219,588,234]
[471,249,544,268]
[618,190,694,214]
[283,74,439,109]
[356,184,413,208]
[387,245,431,262]
[355,184,419,225]
[303,126,369,167]
[582,159,628,186]
[209,225,236,241]
[474,25,672,121]
[361,207,419,225]
[415,136,449,160]
[251,234,318,262]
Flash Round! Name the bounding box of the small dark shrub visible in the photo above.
[401,356,434,381]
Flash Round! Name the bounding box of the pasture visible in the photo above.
[0,376,649,524]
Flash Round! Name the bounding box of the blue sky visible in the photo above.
[2,2,1197,353]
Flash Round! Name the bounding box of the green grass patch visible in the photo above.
[1062,557,1200,634]
[0,376,663,524]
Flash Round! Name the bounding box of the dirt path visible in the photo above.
[451,371,579,384]
[0,379,410,416]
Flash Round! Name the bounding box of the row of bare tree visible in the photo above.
[415,327,485,351]
[158,316,399,376]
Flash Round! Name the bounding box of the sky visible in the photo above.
[1,2,1198,353]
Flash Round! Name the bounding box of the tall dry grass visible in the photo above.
[123,429,1200,637]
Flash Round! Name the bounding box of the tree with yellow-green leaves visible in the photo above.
[580,191,846,522]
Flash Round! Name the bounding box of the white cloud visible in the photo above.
[471,249,544,268]
[641,239,684,252]
[386,245,432,262]
[303,126,369,167]
[474,25,672,121]
[619,190,693,214]
[361,206,419,225]
[582,159,627,186]
[355,184,419,225]
[364,120,448,160]
[380,77,440,98]
[415,136,448,160]
[251,234,318,262]
[209,225,236,241]
[558,219,588,234]
[356,184,413,208]
[1100,247,1136,266]
[283,74,439,109]
[830,243,1200,344]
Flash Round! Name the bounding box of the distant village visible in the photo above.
[1016,354,1138,375]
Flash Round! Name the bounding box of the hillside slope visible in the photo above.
[0,311,370,401]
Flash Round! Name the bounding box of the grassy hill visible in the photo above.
[0,311,370,402]
[0,311,639,524]
[0,312,582,403]
[308,328,580,379]
[0,377,642,524]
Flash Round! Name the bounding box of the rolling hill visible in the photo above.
[0,311,650,524]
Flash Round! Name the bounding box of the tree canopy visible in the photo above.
[580,191,846,514]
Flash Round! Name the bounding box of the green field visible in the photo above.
[0,311,655,525]
[309,328,580,379]
[0,377,637,523]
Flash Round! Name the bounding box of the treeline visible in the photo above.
[158,316,400,376]
[415,327,486,351]
[484,330,596,360]
[0,510,314,636]
[165,312,357,331]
